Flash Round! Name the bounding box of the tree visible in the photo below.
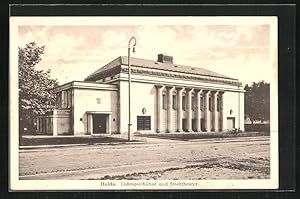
[244,81,270,123]
[19,42,58,135]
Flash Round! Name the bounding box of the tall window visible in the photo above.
[56,93,61,108]
[209,96,212,111]
[162,93,167,110]
[61,91,68,108]
[67,89,72,108]
[182,95,186,110]
[43,119,46,133]
[191,96,195,111]
[172,94,177,110]
[217,96,221,112]
[39,118,42,132]
[200,95,204,111]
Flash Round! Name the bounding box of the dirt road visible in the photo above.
[19,136,270,180]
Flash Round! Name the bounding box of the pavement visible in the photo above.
[19,141,143,150]
[19,135,269,150]
[19,136,270,180]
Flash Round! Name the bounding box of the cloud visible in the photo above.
[46,33,85,58]
[102,30,127,48]
[207,50,227,59]
[18,24,272,85]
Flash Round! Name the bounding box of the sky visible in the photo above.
[18,21,275,86]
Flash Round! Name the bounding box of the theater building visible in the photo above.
[36,54,244,136]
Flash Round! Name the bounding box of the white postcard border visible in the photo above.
[9,16,278,191]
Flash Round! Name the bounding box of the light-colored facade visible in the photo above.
[36,54,244,136]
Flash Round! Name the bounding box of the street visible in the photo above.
[19,136,270,180]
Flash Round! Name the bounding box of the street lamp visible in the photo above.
[128,36,136,141]
[238,84,241,130]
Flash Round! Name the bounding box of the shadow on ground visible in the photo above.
[135,131,269,141]
[92,156,270,180]
[20,136,140,146]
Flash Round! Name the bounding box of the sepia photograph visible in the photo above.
[9,16,278,190]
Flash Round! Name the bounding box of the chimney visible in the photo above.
[157,54,173,64]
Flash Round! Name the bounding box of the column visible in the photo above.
[61,91,66,108]
[204,90,211,132]
[156,85,164,133]
[166,86,174,133]
[36,117,40,133]
[176,87,183,132]
[213,91,219,132]
[88,114,93,135]
[49,118,52,134]
[239,91,245,131]
[45,117,49,134]
[186,88,193,132]
[53,116,57,136]
[107,114,112,134]
[220,92,225,132]
[195,89,202,132]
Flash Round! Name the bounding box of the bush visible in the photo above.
[229,128,243,134]
[245,123,270,132]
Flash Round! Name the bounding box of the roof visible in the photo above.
[85,56,238,81]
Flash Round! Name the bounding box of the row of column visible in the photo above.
[36,117,53,135]
[156,85,224,133]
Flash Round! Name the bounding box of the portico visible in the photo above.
[156,85,225,133]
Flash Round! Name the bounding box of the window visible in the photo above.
[200,95,204,111]
[172,94,177,110]
[56,93,61,108]
[49,118,52,131]
[182,95,186,110]
[61,91,67,108]
[47,118,50,132]
[217,96,221,112]
[39,118,42,131]
[209,96,212,111]
[137,116,151,130]
[67,89,72,108]
[43,119,46,133]
[96,98,101,104]
[192,96,195,111]
[162,93,167,110]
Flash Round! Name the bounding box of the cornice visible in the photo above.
[120,67,242,86]
[51,81,118,93]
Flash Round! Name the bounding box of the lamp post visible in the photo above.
[128,36,136,141]
[238,84,240,130]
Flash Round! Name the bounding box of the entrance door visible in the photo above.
[201,118,205,131]
[93,114,107,134]
[227,117,235,130]
[192,119,197,132]
[182,119,187,132]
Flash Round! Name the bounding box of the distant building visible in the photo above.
[36,54,244,136]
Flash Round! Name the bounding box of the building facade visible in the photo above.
[36,54,244,136]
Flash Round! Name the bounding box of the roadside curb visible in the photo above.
[19,141,143,150]
[19,136,270,150]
